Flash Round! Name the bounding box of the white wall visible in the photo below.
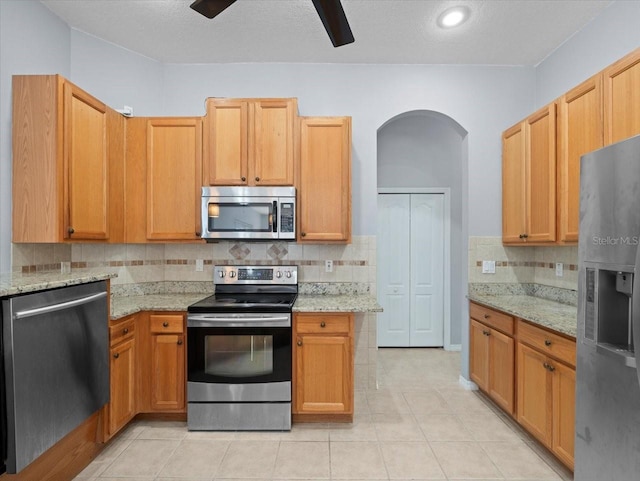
[536,0,640,107]
[0,0,71,272]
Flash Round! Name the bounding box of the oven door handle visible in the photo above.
[187,315,291,328]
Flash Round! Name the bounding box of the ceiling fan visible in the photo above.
[190,0,355,47]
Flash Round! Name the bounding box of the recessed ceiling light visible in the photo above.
[437,6,470,28]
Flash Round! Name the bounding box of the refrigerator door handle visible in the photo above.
[633,245,640,387]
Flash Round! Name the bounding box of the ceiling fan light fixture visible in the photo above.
[437,6,470,28]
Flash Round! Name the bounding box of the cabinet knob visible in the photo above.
[544,339,552,346]
[484,314,490,319]
[241,176,247,181]
[548,364,555,372]
[123,328,129,334]
[301,232,306,237]
[255,176,260,182]
[519,233,524,239]
[196,232,201,237]
[113,352,120,359]
[68,227,75,234]
[522,233,529,239]
[177,339,183,345]
[297,340,302,346]
[320,321,326,328]
[163,322,169,327]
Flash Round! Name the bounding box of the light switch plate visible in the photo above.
[482,260,496,274]
[556,262,563,277]
[325,260,333,272]
[196,259,204,272]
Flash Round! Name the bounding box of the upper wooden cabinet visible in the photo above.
[124,117,203,242]
[12,75,124,243]
[557,75,603,243]
[298,117,352,243]
[502,104,556,244]
[603,48,640,145]
[203,98,296,186]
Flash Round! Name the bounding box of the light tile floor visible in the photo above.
[75,348,573,480]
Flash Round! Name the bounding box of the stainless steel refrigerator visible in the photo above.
[576,134,640,480]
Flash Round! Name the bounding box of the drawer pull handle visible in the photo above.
[113,352,120,359]
[177,339,183,345]
[297,340,302,346]
[320,321,326,328]
[544,340,552,346]
[123,328,129,334]
[163,322,169,327]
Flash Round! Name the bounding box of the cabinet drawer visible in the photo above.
[469,303,514,336]
[518,320,576,367]
[296,314,352,334]
[150,314,184,334]
[110,316,136,347]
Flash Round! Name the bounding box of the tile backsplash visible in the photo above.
[12,236,377,292]
[468,236,578,290]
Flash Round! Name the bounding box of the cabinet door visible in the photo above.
[469,319,489,391]
[295,333,352,414]
[517,343,552,446]
[251,99,295,185]
[150,333,185,411]
[502,122,526,243]
[604,48,640,145]
[298,117,352,242]
[146,118,202,240]
[204,99,248,185]
[552,362,575,470]
[525,104,556,243]
[558,76,603,243]
[109,338,136,437]
[488,328,514,415]
[64,82,109,240]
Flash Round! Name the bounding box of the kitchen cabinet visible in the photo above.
[502,104,556,244]
[469,303,515,415]
[517,320,576,470]
[298,117,352,243]
[557,75,603,243]
[603,48,640,145]
[203,98,296,186]
[12,75,125,243]
[124,117,203,242]
[139,312,186,413]
[293,312,354,421]
[106,315,137,440]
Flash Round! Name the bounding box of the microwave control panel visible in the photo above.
[280,203,294,233]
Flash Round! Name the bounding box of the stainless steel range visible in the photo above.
[186,265,297,431]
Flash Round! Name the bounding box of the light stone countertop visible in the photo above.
[468,292,577,338]
[0,270,117,298]
[293,294,383,313]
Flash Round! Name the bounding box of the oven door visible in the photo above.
[202,196,279,241]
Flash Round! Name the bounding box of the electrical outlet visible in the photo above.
[196,259,204,272]
[556,262,563,277]
[482,260,496,274]
[325,260,333,273]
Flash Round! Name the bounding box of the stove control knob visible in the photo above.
[229,271,236,278]
[218,271,225,278]
[285,271,292,278]
[275,271,283,278]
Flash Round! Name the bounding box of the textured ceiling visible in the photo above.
[40,0,613,65]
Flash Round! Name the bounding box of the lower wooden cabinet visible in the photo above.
[293,312,354,421]
[469,304,515,415]
[106,314,137,440]
[148,314,186,412]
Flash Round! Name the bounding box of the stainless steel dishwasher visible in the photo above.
[1,281,109,474]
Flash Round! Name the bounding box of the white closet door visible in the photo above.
[409,194,444,346]
[377,194,411,346]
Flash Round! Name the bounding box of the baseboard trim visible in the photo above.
[445,343,461,352]
[459,375,478,391]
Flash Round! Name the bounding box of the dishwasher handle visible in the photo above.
[13,291,107,320]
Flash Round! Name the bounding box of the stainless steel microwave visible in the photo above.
[201,186,296,241]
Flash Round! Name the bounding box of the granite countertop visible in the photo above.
[468,292,577,337]
[110,293,209,319]
[0,270,117,298]
[293,294,383,313]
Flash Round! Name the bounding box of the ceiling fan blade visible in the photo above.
[311,0,355,47]
[190,0,237,19]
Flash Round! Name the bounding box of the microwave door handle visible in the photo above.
[273,201,278,233]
